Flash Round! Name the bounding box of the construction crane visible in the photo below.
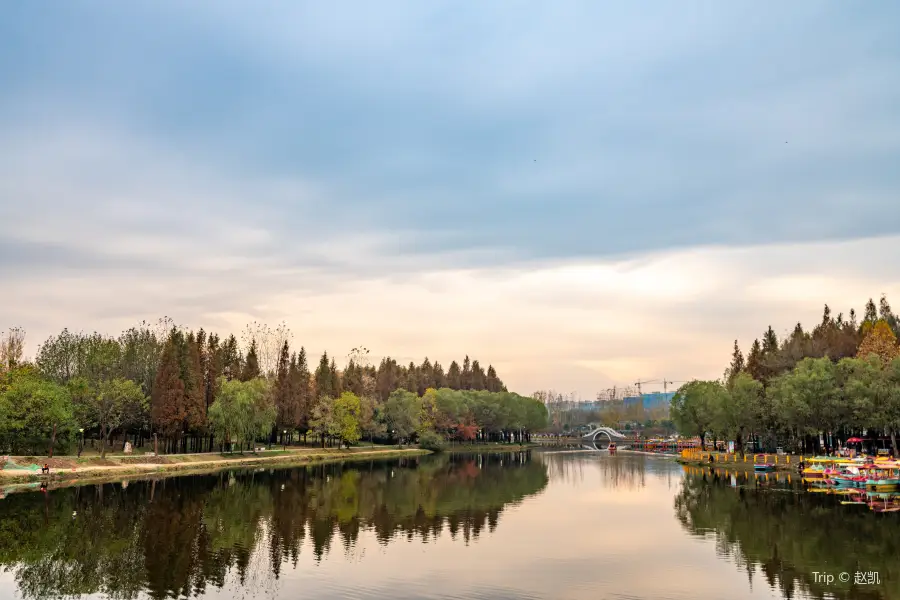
[633,379,659,397]
[662,380,688,395]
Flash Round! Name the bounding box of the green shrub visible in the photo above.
[417,431,446,453]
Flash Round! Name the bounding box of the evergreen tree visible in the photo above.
[405,361,418,394]
[810,304,838,359]
[745,339,764,382]
[864,297,878,324]
[432,361,446,389]
[184,331,205,431]
[241,339,261,381]
[770,323,810,375]
[461,356,472,390]
[880,295,900,338]
[285,353,301,431]
[447,361,461,390]
[274,340,291,429]
[762,326,779,355]
[204,333,222,416]
[419,358,433,394]
[376,357,399,401]
[343,360,364,396]
[471,359,485,390]
[861,298,879,338]
[486,365,500,392]
[151,336,186,442]
[221,334,242,381]
[315,352,332,399]
[296,347,311,433]
[330,358,342,396]
[724,340,744,389]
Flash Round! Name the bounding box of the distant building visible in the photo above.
[573,400,604,412]
[623,392,675,410]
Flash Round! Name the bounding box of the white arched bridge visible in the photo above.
[581,426,628,449]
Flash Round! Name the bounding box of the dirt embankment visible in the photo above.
[0,447,430,489]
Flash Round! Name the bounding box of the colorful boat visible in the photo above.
[753,463,775,472]
[865,464,900,492]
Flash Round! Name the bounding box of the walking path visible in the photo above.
[0,446,428,486]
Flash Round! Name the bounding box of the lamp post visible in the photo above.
[78,428,85,458]
[282,429,287,451]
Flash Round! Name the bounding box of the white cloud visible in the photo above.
[6,215,900,395]
[3,125,899,395]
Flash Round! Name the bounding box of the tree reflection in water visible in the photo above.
[0,452,547,599]
[675,466,900,600]
[541,451,678,491]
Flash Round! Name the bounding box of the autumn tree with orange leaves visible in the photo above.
[857,319,900,363]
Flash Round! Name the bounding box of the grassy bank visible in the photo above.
[0,446,430,488]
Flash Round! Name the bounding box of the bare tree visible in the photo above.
[242,321,293,377]
[0,327,26,372]
[348,346,372,368]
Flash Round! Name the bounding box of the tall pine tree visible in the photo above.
[315,352,332,399]
[151,333,186,444]
[330,358,342,396]
[296,347,311,434]
[879,295,900,338]
[432,361,446,389]
[184,331,206,432]
[221,334,242,381]
[461,356,472,390]
[745,339,764,382]
[204,333,222,417]
[486,365,500,392]
[724,340,744,389]
[273,340,291,430]
[405,361,418,394]
[241,339,261,381]
[447,361,461,390]
[471,359,486,390]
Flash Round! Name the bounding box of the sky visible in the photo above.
[2,2,900,397]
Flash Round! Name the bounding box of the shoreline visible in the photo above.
[0,447,430,491]
[445,443,537,454]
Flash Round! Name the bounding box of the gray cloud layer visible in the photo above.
[3,2,899,273]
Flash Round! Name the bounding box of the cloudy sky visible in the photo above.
[2,2,899,397]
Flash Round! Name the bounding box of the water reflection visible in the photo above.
[0,453,547,599]
[6,451,899,600]
[541,450,678,491]
[675,466,900,600]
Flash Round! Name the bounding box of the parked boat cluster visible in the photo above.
[803,457,900,512]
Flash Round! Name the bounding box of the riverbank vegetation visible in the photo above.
[671,296,900,454]
[0,321,547,457]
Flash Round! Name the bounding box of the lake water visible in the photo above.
[0,451,897,600]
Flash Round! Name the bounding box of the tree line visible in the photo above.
[0,319,546,456]
[671,296,900,454]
